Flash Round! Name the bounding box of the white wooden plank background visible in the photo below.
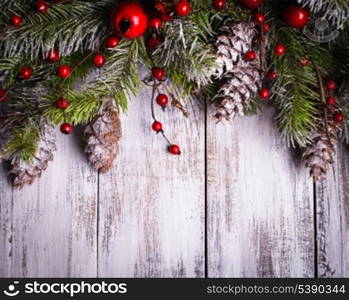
[0,88,348,278]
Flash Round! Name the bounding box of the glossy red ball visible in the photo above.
[267,71,277,80]
[300,57,310,67]
[93,54,106,67]
[284,6,310,29]
[334,113,344,124]
[57,65,71,79]
[168,145,181,155]
[254,13,265,24]
[47,48,60,63]
[112,1,148,39]
[274,44,286,56]
[213,0,227,10]
[148,18,162,29]
[0,89,9,102]
[152,121,163,132]
[245,50,256,61]
[105,36,120,48]
[35,0,49,14]
[262,23,271,32]
[326,80,337,92]
[239,0,263,9]
[156,94,169,107]
[327,96,336,106]
[259,88,270,100]
[55,98,69,110]
[152,67,166,81]
[60,123,73,135]
[175,0,191,17]
[20,66,33,80]
[11,15,23,27]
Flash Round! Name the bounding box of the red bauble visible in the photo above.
[334,113,344,124]
[60,123,73,135]
[326,80,337,92]
[93,54,106,67]
[35,1,49,14]
[20,66,33,80]
[259,88,270,100]
[300,57,310,67]
[267,71,277,80]
[156,94,169,107]
[254,13,265,24]
[262,23,270,32]
[327,96,336,106]
[148,18,162,29]
[147,36,161,50]
[11,15,23,27]
[274,44,286,56]
[0,89,9,102]
[239,0,263,9]
[57,65,71,79]
[47,48,60,63]
[152,67,166,81]
[176,0,191,17]
[168,145,181,155]
[213,0,227,10]
[284,6,310,29]
[55,98,69,110]
[105,36,120,48]
[112,1,148,39]
[152,121,163,132]
[245,50,256,61]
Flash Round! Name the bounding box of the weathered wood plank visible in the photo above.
[0,130,98,277]
[98,89,205,277]
[316,144,349,278]
[207,107,315,278]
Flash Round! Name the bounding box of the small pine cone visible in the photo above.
[303,121,338,181]
[10,119,57,188]
[84,99,122,173]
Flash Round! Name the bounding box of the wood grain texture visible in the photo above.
[316,144,349,278]
[0,130,98,277]
[97,88,205,278]
[207,107,315,278]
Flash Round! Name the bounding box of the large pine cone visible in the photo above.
[84,99,122,173]
[10,118,57,188]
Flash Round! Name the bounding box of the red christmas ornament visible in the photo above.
[327,96,336,106]
[267,71,277,80]
[300,57,310,67]
[147,36,161,50]
[152,121,163,132]
[168,145,181,155]
[259,88,270,100]
[239,0,263,9]
[262,23,270,32]
[57,65,71,79]
[93,54,106,67]
[213,0,227,10]
[156,94,169,107]
[152,67,166,81]
[20,66,33,80]
[55,98,69,110]
[254,13,265,24]
[105,36,120,48]
[284,6,310,29]
[60,123,73,135]
[334,113,344,124]
[326,80,337,92]
[11,15,23,27]
[175,0,191,17]
[0,89,9,102]
[245,50,256,61]
[35,1,49,14]
[274,44,286,56]
[148,18,162,29]
[112,1,148,39]
[47,48,60,63]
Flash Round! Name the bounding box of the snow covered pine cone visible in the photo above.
[84,98,122,173]
[213,22,265,121]
[10,119,57,188]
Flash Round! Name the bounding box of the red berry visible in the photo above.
[0,89,9,102]
[300,57,310,67]
[259,88,270,100]
[148,18,162,29]
[47,48,60,63]
[35,0,49,14]
[11,16,23,27]
[326,80,337,92]
[274,44,286,56]
[152,67,166,81]
[267,71,277,80]
[105,36,120,48]
[161,13,174,22]
[55,98,69,110]
[155,2,167,14]
[152,121,163,132]
[156,94,169,107]
[262,23,271,32]
[20,66,33,80]
[334,113,344,124]
[327,96,336,106]
[245,50,256,61]
[168,144,181,155]
[213,0,227,10]
[147,36,161,50]
[57,65,71,79]
[175,0,191,17]
[60,123,73,135]
[254,13,265,24]
[93,54,106,67]
[284,6,310,29]
[239,0,263,9]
